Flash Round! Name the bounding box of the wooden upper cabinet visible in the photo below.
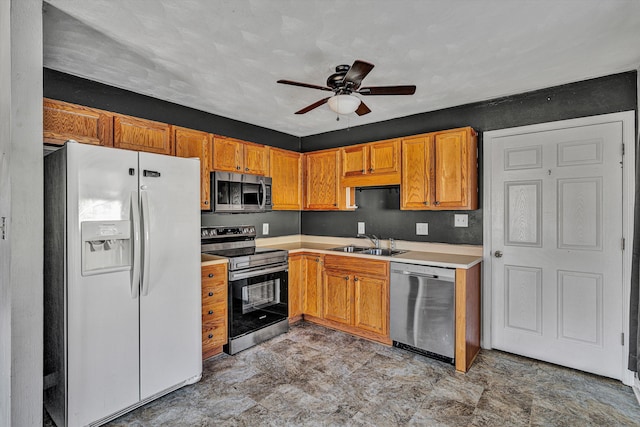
[43,98,113,146]
[401,127,477,210]
[113,114,173,155]
[340,138,400,187]
[433,129,477,209]
[212,136,267,175]
[401,134,433,209]
[304,148,342,210]
[174,127,213,210]
[269,147,302,210]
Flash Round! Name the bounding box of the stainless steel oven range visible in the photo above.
[201,225,288,355]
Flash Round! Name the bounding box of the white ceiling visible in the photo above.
[43,0,640,137]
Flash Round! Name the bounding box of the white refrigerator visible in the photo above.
[44,142,202,427]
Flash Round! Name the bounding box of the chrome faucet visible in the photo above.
[357,233,380,248]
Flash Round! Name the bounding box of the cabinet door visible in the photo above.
[243,142,268,175]
[433,129,477,209]
[303,255,323,317]
[174,127,212,210]
[212,136,242,172]
[269,148,302,210]
[369,139,400,175]
[288,254,304,321]
[354,275,389,336]
[401,135,433,209]
[341,145,367,177]
[113,114,173,155]
[304,149,340,210]
[43,98,113,146]
[322,270,352,325]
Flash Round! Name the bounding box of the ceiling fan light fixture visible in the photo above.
[327,94,361,115]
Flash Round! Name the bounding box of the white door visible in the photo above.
[488,119,627,379]
[138,152,202,399]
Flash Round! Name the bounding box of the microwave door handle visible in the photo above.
[259,179,267,209]
[130,192,141,299]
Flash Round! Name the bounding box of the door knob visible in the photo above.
[494,250,503,258]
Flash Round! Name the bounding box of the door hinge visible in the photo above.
[622,333,625,346]
[1,217,6,240]
[622,238,625,250]
[622,143,625,156]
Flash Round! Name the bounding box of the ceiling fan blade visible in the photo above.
[277,79,333,92]
[294,97,331,114]
[343,60,374,90]
[358,85,416,95]
[355,101,371,116]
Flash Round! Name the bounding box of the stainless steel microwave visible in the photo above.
[210,171,272,213]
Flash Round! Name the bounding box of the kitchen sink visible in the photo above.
[361,248,408,256]
[329,245,370,253]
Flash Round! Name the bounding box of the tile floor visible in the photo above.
[45,322,640,426]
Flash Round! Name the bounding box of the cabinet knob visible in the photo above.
[333,203,337,207]
[354,277,359,281]
[204,201,209,205]
[434,201,440,206]
[361,169,365,173]
[245,167,249,171]
[208,334,213,339]
[208,310,214,315]
[208,273,214,278]
[344,276,349,281]
[369,168,374,172]
[208,292,214,297]
[315,257,319,262]
[236,166,241,170]
[423,201,429,205]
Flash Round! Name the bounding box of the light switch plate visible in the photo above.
[357,222,365,234]
[454,214,469,227]
[416,222,429,235]
[262,223,269,235]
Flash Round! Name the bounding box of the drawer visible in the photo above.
[202,301,226,323]
[202,283,226,305]
[324,254,388,277]
[202,317,227,348]
[201,264,226,285]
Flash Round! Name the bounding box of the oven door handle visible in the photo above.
[229,264,287,281]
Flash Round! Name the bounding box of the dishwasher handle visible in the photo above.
[391,269,439,279]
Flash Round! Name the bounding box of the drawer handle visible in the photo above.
[208,292,214,296]
[208,334,213,339]
[208,273,214,278]
[208,310,214,315]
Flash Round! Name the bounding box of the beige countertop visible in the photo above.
[200,253,229,266]
[257,236,482,270]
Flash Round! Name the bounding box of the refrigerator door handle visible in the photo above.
[130,192,141,299]
[141,190,151,296]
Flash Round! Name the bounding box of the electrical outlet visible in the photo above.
[416,223,429,235]
[454,214,469,227]
[262,223,269,235]
[357,222,365,234]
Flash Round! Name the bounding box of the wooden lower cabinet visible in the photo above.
[201,263,228,360]
[288,254,304,323]
[303,254,324,318]
[313,254,390,344]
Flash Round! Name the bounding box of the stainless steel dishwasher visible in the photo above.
[390,262,456,364]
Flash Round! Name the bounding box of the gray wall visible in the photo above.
[301,72,637,245]
[201,211,300,238]
[0,0,43,425]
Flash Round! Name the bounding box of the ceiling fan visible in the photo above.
[277,60,416,116]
